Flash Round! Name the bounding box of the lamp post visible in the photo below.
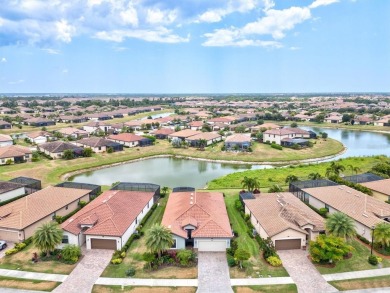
[371,225,376,256]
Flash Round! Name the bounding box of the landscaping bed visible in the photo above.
[329,275,390,291]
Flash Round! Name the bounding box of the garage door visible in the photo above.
[0,229,19,242]
[275,239,301,250]
[91,239,117,250]
[198,240,226,252]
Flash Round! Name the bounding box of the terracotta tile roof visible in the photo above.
[57,127,88,136]
[360,179,390,196]
[0,120,11,126]
[244,193,325,237]
[185,132,221,141]
[152,128,175,135]
[225,134,251,143]
[39,141,81,153]
[76,137,117,148]
[107,133,145,142]
[26,131,51,139]
[303,185,390,228]
[251,123,281,130]
[62,190,154,237]
[0,134,12,142]
[0,186,90,230]
[169,129,202,138]
[189,121,204,127]
[0,145,32,159]
[161,191,232,239]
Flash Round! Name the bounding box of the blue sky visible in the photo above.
[0,0,389,93]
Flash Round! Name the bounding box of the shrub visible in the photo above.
[318,208,328,217]
[5,248,19,256]
[266,256,282,267]
[111,258,123,264]
[357,234,370,245]
[271,143,283,150]
[227,254,236,267]
[78,201,87,208]
[368,255,378,265]
[310,235,353,264]
[126,267,136,277]
[61,245,81,263]
[227,239,238,256]
[107,147,113,153]
[121,252,126,258]
[177,249,195,266]
[14,243,26,250]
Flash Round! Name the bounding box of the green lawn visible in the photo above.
[233,284,297,293]
[315,239,390,274]
[329,275,390,291]
[207,156,386,190]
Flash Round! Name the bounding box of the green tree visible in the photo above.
[373,223,390,248]
[325,162,345,178]
[198,139,207,150]
[145,224,174,259]
[268,184,283,193]
[161,186,169,196]
[82,148,93,157]
[290,122,298,128]
[234,248,250,269]
[62,149,75,160]
[348,164,361,176]
[309,235,353,264]
[33,222,63,257]
[308,172,322,180]
[326,212,357,240]
[285,175,298,184]
[321,132,328,139]
[61,244,81,263]
[240,177,260,192]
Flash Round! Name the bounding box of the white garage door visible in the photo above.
[198,240,226,252]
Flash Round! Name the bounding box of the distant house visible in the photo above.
[125,119,155,131]
[24,117,56,127]
[185,132,222,147]
[0,186,91,242]
[0,181,26,203]
[324,115,342,124]
[0,145,32,165]
[161,190,233,251]
[244,192,325,250]
[207,117,236,125]
[374,117,390,127]
[61,189,155,250]
[0,134,13,147]
[0,120,12,129]
[168,129,201,141]
[224,134,251,150]
[263,128,311,145]
[0,107,16,115]
[107,133,152,147]
[58,115,87,124]
[57,127,89,139]
[250,123,281,133]
[39,141,83,159]
[75,137,123,153]
[360,179,390,202]
[151,128,175,139]
[86,113,112,121]
[188,121,204,131]
[26,131,53,145]
[355,116,373,125]
[83,121,112,134]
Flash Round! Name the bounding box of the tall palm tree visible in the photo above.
[145,224,174,258]
[161,186,169,196]
[326,212,356,240]
[285,175,298,184]
[241,176,253,192]
[33,222,63,256]
[373,223,390,248]
[326,162,346,178]
[348,164,361,176]
[308,172,322,180]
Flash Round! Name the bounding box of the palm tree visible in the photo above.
[33,222,63,256]
[198,139,207,150]
[326,212,356,240]
[308,172,322,180]
[161,186,169,196]
[373,223,390,248]
[285,175,298,184]
[325,162,346,178]
[241,176,253,192]
[145,224,174,259]
[348,164,361,176]
[268,184,283,193]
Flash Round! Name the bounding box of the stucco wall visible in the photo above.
[371,190,389,202]
[171,235,186,249]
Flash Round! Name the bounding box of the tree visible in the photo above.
[161,186,169,196]
[321,132,328,139]
[198,139,207,150]
[373,223,390,248]
[326,212,357,240]
[241,177,260,192]
[348,164,361,176]
[82,148,93,157]
[61,244,81,263]
[62,149,75,160]
[285,175,298,184]
[308,172,322,180]
[268,184,283,193]
[33,222,63,257]
[145,224,174,259]
[325,162,345,178]
[309,235,353,264]
[234,248,250,269]
[290,122,298,128]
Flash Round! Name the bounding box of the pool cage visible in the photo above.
[342,173,384,184]
[9,177,42,194]
[111,182,160,202]
[289,179,339,201]
[55,182,101,197]
[172,187,195,193]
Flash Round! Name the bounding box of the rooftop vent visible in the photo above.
[362,213,369,218]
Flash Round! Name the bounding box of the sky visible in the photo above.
[0,0,389,94]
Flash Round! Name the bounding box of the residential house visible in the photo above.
[161,190,233,251]
[250,123,281,133]
[188,121,204,131]
[58,115,87,124]
[24,117,56,127]
[151,128,175,139]
[0,120,12,129]
[355,116,373,125]
[107,133,152,147]
[168,129,201,141]
[185,132,222,147]
[324,115,342,124]
[75,137,123,153]
[360,179,390,202]
[83,121,112,134]
[57,127,89,139]
[0,134,13,147]
[0,107,16,115]
[26,131,53,145]
[244,192,325,250]
[86,113,112,121]
[263,128,310,145]
[224,134,251,150]
[0,145,32,165]
[207,117,236,125]
[374,116,390,127]
[300,185,390,239]
[0,181,26,202]
[39,141,83,159]
[61,189,155,250]
[0,186,91,242]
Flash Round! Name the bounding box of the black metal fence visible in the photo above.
[56,182,101,196]
[342,173,384,184]
[9,176,42,194]
[289,179,338,201]
[111,182,160,202]
[172,187,195,193]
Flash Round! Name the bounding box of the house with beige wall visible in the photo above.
[0,186,91,242]
[244,192,325,250]
[360,179,390,202]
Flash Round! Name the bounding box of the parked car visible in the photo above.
[0,240,7,250]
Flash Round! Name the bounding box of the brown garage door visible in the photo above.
[91,239,117,250]
[275,239,301,250]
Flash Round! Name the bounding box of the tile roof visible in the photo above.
[360,179,390,196]
[169,129,202,138]
[225,134,251,143]
[251,123,281,130]
[107,133,145,142]
[62,190,154,237]
[76,137,118,148]
[0,186,90,230]
[57,127,88,136]
[185,132,222,141]
[161,191,232,239]
[152,128,175,135]
[26,131,51,139]
[39,141,81,153]
[0,134,13,142]
[303,185,390,228]
[0,145,32,159]
[244,193,325,237]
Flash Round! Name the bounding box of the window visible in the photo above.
[65,205,69,210]
[135,217,138,224]
[62,235,69,244]
[147,202,149,208]
[171,239,177,249]
[52,212,56,220]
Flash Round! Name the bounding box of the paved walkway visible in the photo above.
[323,268,390,282]
[197,252,233,293]
[278,249,338,293]
[0,269,67,282]
[53,248,113,293]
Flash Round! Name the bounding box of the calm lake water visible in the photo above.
[70,127,390,187]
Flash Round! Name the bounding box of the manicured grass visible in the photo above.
[0,276,60,292]
[0,244,77,274]
[233,284,298,293]
[329,275,390,291]
[221,189,288,278]
[208,156,386,190]
[92,285,197,293]
[315,239,390,274]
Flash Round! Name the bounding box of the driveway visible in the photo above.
[278,250,338,293]
[197,252,233,293]
[53,248,113,293]
[0,242,15,259]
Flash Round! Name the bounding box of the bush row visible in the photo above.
[328,175,373,196]
[5,237,32,256]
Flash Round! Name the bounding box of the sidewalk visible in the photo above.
[0,268,67,282]
[323,268,390,282]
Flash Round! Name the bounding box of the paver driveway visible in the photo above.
[197,252,233,293]
[278,250,338,293]
[53,248,113,293]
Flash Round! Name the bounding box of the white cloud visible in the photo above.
[120,3,138,26]
[62,69,68,74]
[42,48,61,54]
[309,0,339,9]
[198,10,224,23]
[8,79,25,85]
[289,46,301,50]
[146,8,177,25]
[1,58,6,62]
[55,20,75,43]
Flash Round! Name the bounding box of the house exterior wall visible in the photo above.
[58,231,80,249]
[271,229,306,247]
[0,154,31,165]
[171,235,186,249]
[0,187,25,202]
[83,126,98,133]
[0,228,20,242]
[31,136,47,145]
[370,190,389,202]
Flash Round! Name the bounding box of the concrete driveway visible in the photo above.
[0,242,15,259]
[278,249,338,293]
[197,252,233,293]
[53,248,113,293]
